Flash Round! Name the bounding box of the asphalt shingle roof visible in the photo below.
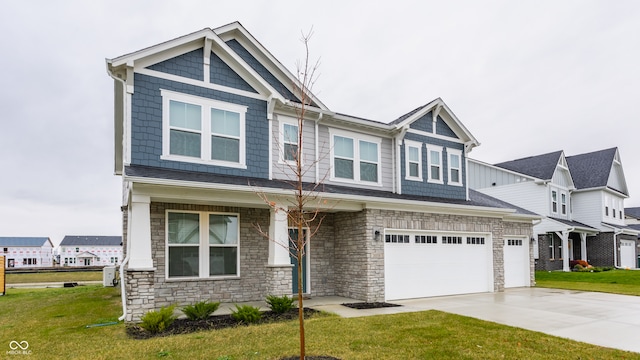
[60,236,122,246]
[125,165,538,217]
[566,148,617,191]
[0,237,50,247]
[493,151,563,180]
[625,207,640,220]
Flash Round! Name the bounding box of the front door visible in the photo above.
[289,229,308,294]
[83,258,91,266]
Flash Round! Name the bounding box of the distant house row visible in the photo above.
[0,236,122,269]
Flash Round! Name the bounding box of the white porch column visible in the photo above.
[268,205,290,266]
[580,233,587,261]
[128,194,154,270]
[562,232,570,272]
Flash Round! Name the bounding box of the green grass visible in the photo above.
[6,271,102,284]
[535,269,640,296]
[1,286,638,359]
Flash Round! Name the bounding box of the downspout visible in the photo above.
[613,228,622,268]
[106,63,130,322]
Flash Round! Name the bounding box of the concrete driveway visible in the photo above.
[310,288,640,354]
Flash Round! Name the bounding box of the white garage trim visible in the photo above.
[504,236,530,288]
[383,229,493,301]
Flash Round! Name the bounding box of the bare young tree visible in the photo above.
[255,29,325,359]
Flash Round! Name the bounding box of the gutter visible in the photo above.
[106,63,130,322]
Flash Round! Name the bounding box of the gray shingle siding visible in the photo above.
[131,73,269,178]
[147,49,204,81]
[225,39,299,102]
[401,133,466,200]
[408,111,434,133]
[436,117,456,137]
[209,51,257,93]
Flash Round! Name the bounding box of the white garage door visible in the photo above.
[504,237,530,288]
[384,231,493,301]
[620,240,636,269]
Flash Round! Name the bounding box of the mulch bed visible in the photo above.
[126,308,320,340]
[341,302,401,310]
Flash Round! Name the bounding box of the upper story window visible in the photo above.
[161,90,247,168]
[330,129,381,185]
[561,193,567,215]
[281,122,299,163]
[167,211,239,279]
[447,148,463,186]
[404,140,422,181]
[426,145,443,184]
[551,190,558,213]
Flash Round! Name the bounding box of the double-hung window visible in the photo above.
[162,90,247,168]
[447,148,462,186]
[561,193,567,215]
[551,190,558,214]
[279,117,300,163]
[404,140,422,181]
[167,211,239,279]
[330,130,381,185]
[426,145,443,184]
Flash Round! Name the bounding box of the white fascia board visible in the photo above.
[468,158,540,182]
[214,22,329,111]
[574,186,629,198]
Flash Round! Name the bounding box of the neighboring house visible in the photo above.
[0,237,54,268]
[106,22,539,321]
[469,147,638,271]
[624,207,640,267]
[58,236,123,267]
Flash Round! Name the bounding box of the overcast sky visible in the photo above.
[1,1,639,246]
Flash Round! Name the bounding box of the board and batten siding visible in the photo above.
[551,168,572,188]
[271,115,317,183]
[467,160,532,189]
[317,124,394,192]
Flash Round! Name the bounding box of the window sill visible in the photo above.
[329,176,383,187]
[161,155,247,169]
[165,275,241,282]
[405,176,423,182]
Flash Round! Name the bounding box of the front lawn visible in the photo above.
[5,270,102,284]
[1,285,637,359]
[535,269,640,296]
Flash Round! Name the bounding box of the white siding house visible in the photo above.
[58,236,123,267]
[0,237,54,268]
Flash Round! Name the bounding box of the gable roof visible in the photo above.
[0,237,52,247]
[565,148,626,194]
[494,150,564,180]
[389,98,480,150]
[60,236,122,247]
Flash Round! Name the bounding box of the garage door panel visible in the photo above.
[384,232,493,300]
[620,240,636,269]
[504,237,530,288]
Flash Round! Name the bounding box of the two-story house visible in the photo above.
[0,237,54,268]
[57,236,123,267]
[107,22,538,321]
[470,148,638,271]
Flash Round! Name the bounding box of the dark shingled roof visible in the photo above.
[548,217,599,231]
[60,236,122,246]
[566,148,617,191]
[493,151,563,180]
[627,224,640,238]
[0,237,51,247]
[625,207,640,220]
[125,165,537,217]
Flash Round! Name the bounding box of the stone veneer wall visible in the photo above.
[308,213,336,297]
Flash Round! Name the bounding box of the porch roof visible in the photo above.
[548,217,599,233]
[125,165,538,218]
[76,251,98,258]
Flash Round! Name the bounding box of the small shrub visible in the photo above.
[231,304,262,323]
[570,259,590,268]
[265,295,295,314]
[182,301,220,320]
[140,305,176,333]
[573,264,585,271]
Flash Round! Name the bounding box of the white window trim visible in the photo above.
[404,140,422,181]
[329,128,382,186]
[278,116,301,165]
[446,148,463,186]
[165,210,241,280]
[426,144,443,184]
[551,189,558,214]
[560,192,567,215]
[160,89,247,169]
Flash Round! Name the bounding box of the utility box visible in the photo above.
[103,266,116,287]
